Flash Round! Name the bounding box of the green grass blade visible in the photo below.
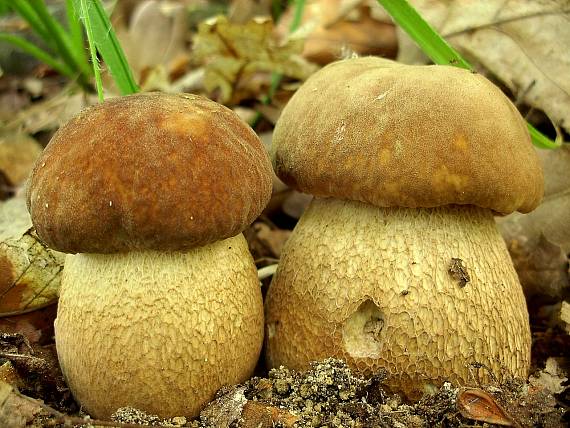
[0,32,74,77]
[79,0,103,101]
[528,123,562,149]
[75,0,138,96]
[9,0,53,46]
[30,0,91,79]
[377,0,471,69]
[377,0,560,148]
[289,0,306,32]
[65,0,88,68]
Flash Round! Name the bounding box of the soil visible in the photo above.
[1,330,567,428]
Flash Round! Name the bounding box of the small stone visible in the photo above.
[169,416,186,426]
[299,383,312,398]
[274,378,290,395]
[339,389,351,401]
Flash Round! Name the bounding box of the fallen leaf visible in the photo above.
[561,301,570,334]
[0,361,23,389]
[200,385,247,428]
[398,0,570,133]
[456,387,516,426]
[253,223,291,258]
[277,0,397,65]
[0,381,42,428]
[241,401,300,427]
[192,15,318,103]
[228,0,273,23]
[498,145,570,300]
[0,132,43,187]
[529,357,568,394]
[5,89,95,135]
[115,0,190,88]
[0,196,64,315]
[0,304,58,344]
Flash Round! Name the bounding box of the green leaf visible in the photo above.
[65,0,88,69]
[376,0,560,149]
[0,32,73,77]
[74,0,139,97]
[8,0,53,48]
[377,0,471,69]
[79,0,103,101]
[30,0,91,79]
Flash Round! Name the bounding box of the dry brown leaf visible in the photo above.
[241,401,300,427]
[0,196,64,315]
[0,132,42,186]
[228,0,273,23]
[456,387,515,426]
[5,89,94,135]
[253,223,291,258]
[115,0,190,88]
[561,301,570,334]
[0,361,23,389]
[529,357,568,394]
[192,15,318,103]
[0,381,42,428]
[398,0,570,133]
[199,386,247,428]
[498,146,570,299]
[277,0,397,65]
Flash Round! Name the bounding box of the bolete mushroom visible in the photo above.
[265,57,543,399]
[26,93,273,418]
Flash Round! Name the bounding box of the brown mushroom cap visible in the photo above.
[272,57,543,215]
[27,93,273,253]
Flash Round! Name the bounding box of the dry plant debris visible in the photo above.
[498,145,570,302]
[276,0,397,65]
[0,132,43,187]
[192,15,317,103]
[0,196,64,315]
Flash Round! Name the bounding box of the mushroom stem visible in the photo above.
[265,198,530,398]
[55,234,263,418]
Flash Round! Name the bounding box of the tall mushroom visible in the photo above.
[26,93,273,418]
[265,57,543,399]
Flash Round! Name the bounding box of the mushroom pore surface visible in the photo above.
[265,198,530,398]
[57,234,263,419]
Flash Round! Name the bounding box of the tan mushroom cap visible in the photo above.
[272,57,543,215]
[27,93,273,253]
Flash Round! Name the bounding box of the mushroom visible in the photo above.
[265,57,543,399]
[26,93,273,418]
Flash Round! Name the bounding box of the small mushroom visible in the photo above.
[26,93,273,418]
[265,57,543,399]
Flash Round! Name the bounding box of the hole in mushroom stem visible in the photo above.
[342,299,384,359]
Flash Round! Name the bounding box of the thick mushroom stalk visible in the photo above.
[265,198,530,398]
[58,235,262,418]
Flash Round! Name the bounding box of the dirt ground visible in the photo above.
[1,316,568,427]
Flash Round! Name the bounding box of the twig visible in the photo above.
[443,9,570,38]
[258,264,278,280]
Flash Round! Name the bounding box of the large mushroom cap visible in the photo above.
[27,93,273,253]
[272,57,543,214]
